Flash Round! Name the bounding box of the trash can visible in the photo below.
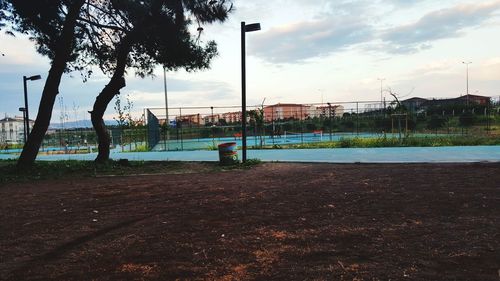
[218,142,238,165]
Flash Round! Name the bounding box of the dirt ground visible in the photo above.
[0,163,499,281]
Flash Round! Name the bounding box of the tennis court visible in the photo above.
[150,132,451,151]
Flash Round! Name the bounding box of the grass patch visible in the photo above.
[0,160,96,184]
[206,141,219,151]
[0,159,262,184]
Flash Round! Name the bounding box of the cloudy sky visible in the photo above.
[1,0,500,122]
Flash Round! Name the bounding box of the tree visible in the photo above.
[2,0,86,167]
[2,0,232,165]
[82,0,232,162]
[113,94,138,151]
[248,108,264,147]
[459,111,475,135]
[427,114,446,134]
[388,89,409,141]
[113,94,130,150]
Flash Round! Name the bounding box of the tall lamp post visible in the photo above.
[23,75,42,142]
[241,21,261,163]
[18,107,26,144]
[163,67,169,151]
[462,61,471,107]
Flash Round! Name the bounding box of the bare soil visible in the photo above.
[0,163,499,280]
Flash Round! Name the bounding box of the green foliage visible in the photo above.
[79,0,233,77]
[0,160,96,183]
[340,119,354,130]
[305,122,317,131]
[113,94,138,130]
[242,158,262,167]
[427,115,447,131]
[129,144,148,152]
[114,94,128,128]
[280,135,500,149]
[459,112,476,127]
[206,141,219,151]
[0,143,23,150]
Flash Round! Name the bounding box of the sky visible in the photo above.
[1,0,500,123]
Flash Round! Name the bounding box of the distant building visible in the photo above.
[177,114,205,126]
[204,114,219,124]
[0,116,34,144]
[314,105,345,118]
[401,97,428,112]
[263,103,311,121]
[401,94,491,111]
[455,94,491,105]
[221,112,241,124]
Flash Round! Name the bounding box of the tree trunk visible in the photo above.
[90,76,126,163]
[17,0,85,168]
[90,37,131,163]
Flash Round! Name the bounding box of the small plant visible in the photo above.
[244,158,261,166]
[130,144,149,152]
[206,141,219,151]
[218,158,262,170]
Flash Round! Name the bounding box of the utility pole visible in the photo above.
[462,61,471,107]
[327,102,332,141]
[378,78,385,111]
[241,21,261,163]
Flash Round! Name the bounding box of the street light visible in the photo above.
[377,78,385,110]
[211,106,215,144]
[462,61,471,107]
[23,74,41,142]
[18,107,26,144]
[241,21,261,163]
[163,67,169,151]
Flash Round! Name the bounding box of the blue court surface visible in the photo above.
[151,132,452,151]
[1,146,499,163]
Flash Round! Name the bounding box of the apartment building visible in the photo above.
[0,116,34,144]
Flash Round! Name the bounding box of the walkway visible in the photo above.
[1,146,499,163]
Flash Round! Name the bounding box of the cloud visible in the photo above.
[472,58,500,81]
[249,19,374,63]
[380,1,500,53]
[409,60,457,76]
[0,33,50,70]
[384,0,422,8]
[246,1,500,63]
[127,76,233,96]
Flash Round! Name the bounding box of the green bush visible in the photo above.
[280,135,500,149]
[130,144,149,152]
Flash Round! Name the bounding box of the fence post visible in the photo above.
[271,109,275,145]
[356,102,359,135]
[300,106,304,143]
[328,103,332,141]
[180,107,184,151]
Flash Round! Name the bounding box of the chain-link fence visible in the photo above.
[35,126,148,154]
[145,99,500,151]
[14,98,495,153]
